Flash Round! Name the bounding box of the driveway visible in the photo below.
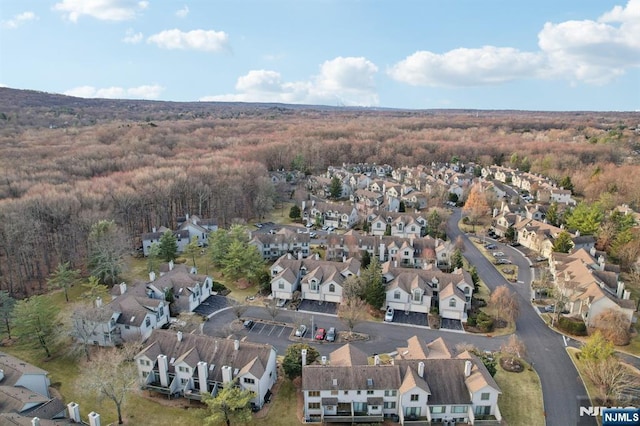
[298,299,338,315]
[446,208,595,426]
[389,310,428,327]
[193,295,229,316]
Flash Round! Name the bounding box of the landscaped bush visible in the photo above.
[476,311,494,332]
[558,316,587,336]
[467,316,477,327]
[212,281,228,294]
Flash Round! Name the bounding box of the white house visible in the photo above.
[135,329,278,409]
[302,336,501,424]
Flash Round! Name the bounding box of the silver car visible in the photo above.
[295,324,307,337]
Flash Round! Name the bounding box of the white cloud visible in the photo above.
[64,84,163,99]
[200,56,379,107]
[388,46,544,87]
[389,0,640,88]
[147,29,229,52]
[176,6,189,18]
[538,0,640,84]
[122,29,143,44]
[54,0,148,22]
[1,11,37,29]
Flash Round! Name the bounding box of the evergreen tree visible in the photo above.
[0,291,16,340]
[565,202,604,236]
[553,231,574,253]
[289,205,301,219]
[329,176,342,199]
[47,261,81,303]
[158,230,178,262]
[12,295,60,358]
[361,257,385,309]
[451,249,464,269]
[361,250,371,269]
[282,343,320,379]
[201,384,255,426]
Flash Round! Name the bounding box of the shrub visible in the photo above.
[558,316,587,336]
[476,311,494,332]
[212,281,227,293]
[467,316,477,327]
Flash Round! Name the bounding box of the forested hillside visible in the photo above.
[1,87,638,296]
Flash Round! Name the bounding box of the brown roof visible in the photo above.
[329,344,369,366]
[302,365,401,391]
[136,329,274,382]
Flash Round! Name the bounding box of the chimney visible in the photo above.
[321,356,327,365]
[197,361,208,394]
[31,418,40,426]
[298,251,303,260]
[95,297,102,308]
[169,260,174,271]
[301,349,307,367]
[186,213,190,221]
[316,253,320,260]
[177,331,183,342]
[464,360,472,377]
[152,227,157,233]
[374,355,380,366]
[379,243,386,262]
[234,339,240,351]
[617,281,625,298]
[149,271,156,282]
[158,355,169,387]
[417,361,425,378]
[623,290,631,300]
[67,402,81,422]
[119,282,127,295]
[221,365,233,384]
[88,412,101,426]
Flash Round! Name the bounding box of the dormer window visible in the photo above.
[449,299,456,308]
[412,289,422,303]
[329,284,335,293]
[310,280,318,291]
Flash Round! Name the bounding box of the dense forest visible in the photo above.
[1,87,639,297]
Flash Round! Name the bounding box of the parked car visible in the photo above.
[384,307,394,322]
[243,319,254,329]
[485,243,497,250]
[327,226,335,232]
[306,222,313,228]
[295,324,307,337]
[496,258,512,264]
[309,231,317,238]
[322,225,329,231]
[276,298,287,308]
[544,305,555,312]
[315,328,326,340]
[326,327,336,342]
[492,251,505,257]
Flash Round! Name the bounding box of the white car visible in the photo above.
[492,251,505,257]
[384,307,394,322]
[295,324,307,337]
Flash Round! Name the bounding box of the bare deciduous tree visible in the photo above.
[264,299,280,321]
[338,298,367,337]
[591,308,632,346]
[489,285,519,325]
[85,348,136,424]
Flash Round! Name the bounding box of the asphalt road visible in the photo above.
[446,208,595,426]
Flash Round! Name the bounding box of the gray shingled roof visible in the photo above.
[302,365,401,391]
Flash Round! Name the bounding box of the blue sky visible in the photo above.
[1,0,639,111]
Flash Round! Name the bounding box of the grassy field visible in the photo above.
[494,355,545,426]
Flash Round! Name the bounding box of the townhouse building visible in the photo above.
[302,336,501,424]
[135,329,277,409]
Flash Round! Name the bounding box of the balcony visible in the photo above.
[323,414,384,423]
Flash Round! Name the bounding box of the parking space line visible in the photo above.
[278,327,288,338]
[255,323,266,334]
[266,325,276,336]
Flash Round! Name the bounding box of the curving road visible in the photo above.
[446,208,595,426]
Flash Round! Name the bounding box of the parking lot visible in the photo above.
[245,321,293,338]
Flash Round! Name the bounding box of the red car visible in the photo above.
[315,328,326,340]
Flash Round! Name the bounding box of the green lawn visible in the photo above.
[494,355,545,426]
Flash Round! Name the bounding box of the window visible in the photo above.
[449,299,456,308]
[357,390,361,395]
[367,390,374,395]
[278,282,285,289]
[410,394,419,401]
[308,402,320,410]
[178,366,189,373]
[384,401,396,409]
[377,222,382,228]
[308,391,320,397]
[371,406,378,410]
[145,317,151,327]
[475,406,491,415]
[139,359,150,366]
[329,283,335,293]
[343,391,349,395]
[243,378,255,384]
[330,390,338,395]
[412,290,422,302]
[452,406,467,413]
[384,390,397,397]
[180,378,188,385]
[430,406,445,414]
[480,392,490,401]
[142,371,149,378]
[394,291,401,300]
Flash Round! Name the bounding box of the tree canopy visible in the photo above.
[47,261,81,303]
[201,383,255,426]
[283,343,320,379]
[158,230,178,262]
[12,295,60,358]
[88,220,127,285]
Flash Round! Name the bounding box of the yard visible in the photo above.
[494,355,545,426]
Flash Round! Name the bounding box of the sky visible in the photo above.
[1,0,639,111]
